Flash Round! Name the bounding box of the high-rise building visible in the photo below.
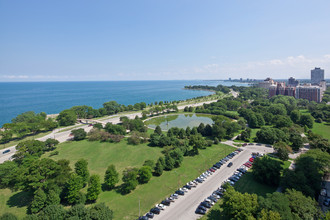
[295,85,322,102]
[311,67,324,85]
[288,77,299,87]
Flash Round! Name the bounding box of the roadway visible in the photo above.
[0,98,220,164]
[154,144,274,220]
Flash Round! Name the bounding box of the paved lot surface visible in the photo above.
[154,145,274,220]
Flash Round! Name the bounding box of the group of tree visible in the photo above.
[222,186,322,220]
[0,203,113,220]
[184,84,231,94]
[281,149,330,198]
[0,111,58,143]
[0,139,112,219]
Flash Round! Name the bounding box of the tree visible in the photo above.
[273,141,291,160]
[154,158,164,176]
[104,165,119,190]
[75,159,89,186]
[143,160,155,169]
[274,115,292,128]
[64,173,83,205]
[121,168,139,194]
[258,192,293,220]
[66,204,90,219]
[57,110,77,126]
[44,138,59,151]
[138,166,152,184]
[252,157,283,186]
[222,186,259,219]
[154,125,162,135]
[164,154,175,171]
[89,203,113,220]
[285,189,321,219]
[289,133,304,151]
[71,128,87,141]
[0,213,18,220]
[37,205,66,220]
[45,189,60,206]
[290,110,301,123]
[169,149,184,168]
[29,188,47,214]
[299,114,314,128]
[87,174,102,202]
[258,209,281,220]
[103,101,122,115]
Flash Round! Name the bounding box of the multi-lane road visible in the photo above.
[154,145,274,220]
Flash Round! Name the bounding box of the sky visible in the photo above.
[0,0,330,81]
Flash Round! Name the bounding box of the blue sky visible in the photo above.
[1,0,330,81]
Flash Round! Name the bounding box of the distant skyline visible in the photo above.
[1,0,330,82]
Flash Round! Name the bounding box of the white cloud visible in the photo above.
[189,54,330,79]
[2,75,29,79]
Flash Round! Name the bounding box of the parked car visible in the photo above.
[204,199,215,206]
[180,187,188,193]
[146,212,154,218]
[200,201,212,208]
[184,184,191,190]
[242,143,247,147]
[323,197,330,207]
[196,178,203,183]
[161,199,171,206]
[156,204,166,210]
[171,193,178,199]
[195,208,206,215]
[208,196,218,202]
[197,205,207,211]
[150,207,160,214]
[175,190,185,195]
[227,162,233,167]
[138,216,149,220]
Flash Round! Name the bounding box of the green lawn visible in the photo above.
[234,171,277,197]
[1,140,234,219]
[311,122,330,140]
[0,189,32,219]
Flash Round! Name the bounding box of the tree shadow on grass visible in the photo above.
[6,191,33,208]
[204,209,228,220]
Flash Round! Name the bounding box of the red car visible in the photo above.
[249,158,254,162]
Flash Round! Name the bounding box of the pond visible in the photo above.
[145,113,214,130]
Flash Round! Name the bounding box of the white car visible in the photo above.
[205,199,215,206]
[180,187,188,193]
[156,204,166,210]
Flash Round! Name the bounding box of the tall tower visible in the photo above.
[311,67,324,85]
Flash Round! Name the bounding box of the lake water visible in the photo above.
[0,80,248,126]
[145,113,214,130]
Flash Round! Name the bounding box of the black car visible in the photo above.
[2,149,10,154]
[146,212,154,218]
[150,207,160,214]
[184,185,191,190]
[197,205,207,211]
[200,201,211,208]
[214,190,224,196]
[208,196,217,202]
[195,208,206,215]
[237,168,247,174]
[227,162,233,167]
[229,176,238,182]
[161,199,171,206]
[138,216,148,220]
[175,190,185,195]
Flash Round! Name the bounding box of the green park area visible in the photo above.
[311,122,330,140]
[0,140,234,219]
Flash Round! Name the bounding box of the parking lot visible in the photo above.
[152,145,274,220]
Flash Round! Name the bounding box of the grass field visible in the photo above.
[311,122,330,140]
[0,140,234,219]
